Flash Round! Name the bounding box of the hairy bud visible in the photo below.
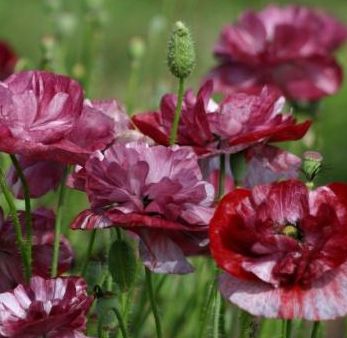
[167,21,195,79]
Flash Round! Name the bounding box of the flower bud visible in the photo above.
[128,37,146,63]
[167,21,195,79]
[302,151,323,182]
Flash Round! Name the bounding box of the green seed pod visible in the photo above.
[108,239,137,293]
[167,21,195,79]
[302,151,323,182]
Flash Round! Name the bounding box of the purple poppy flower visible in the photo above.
[0,71,115,164]
[70,143,214,274]
[243,144,302,188]
[133,81,311,157]
[208,5,347,101]
[0,207,73,292]
[0,276,93,337]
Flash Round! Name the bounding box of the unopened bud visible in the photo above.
[303,151,323,182]
[167,21,195,79]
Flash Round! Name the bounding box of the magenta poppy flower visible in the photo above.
[4,96,127,198]
[0,41,16,80]
[0,71,115,165]
[70,142,214,274]
[243,144,301,188]
[0,276,93,337]
[133,81,311,157]
[0,207,73,292]
[208,5,347,101]
[210,179,347,320]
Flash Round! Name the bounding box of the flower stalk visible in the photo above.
[9,154,32,279]
[169,77,185,145]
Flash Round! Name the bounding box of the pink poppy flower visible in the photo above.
[70,142,214,274]
[0,71,115,164]
[208,5,347,101]
[133,81,310,157]
[210,179,347,320]
[0,207,73,292]
[0,276,93,337]
[5,97,127,198]
[0,41,16,80]
[243,144,301,188]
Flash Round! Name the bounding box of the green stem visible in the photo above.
[80,229,97,276]
[217,154,226,200]
[213,292,222,338]
[112,307,129,338]
[10,154,32,279]
[311,322,320,338]
[0,166,29,280]
[169,77,185,145]
[240,310,258,338]
[51,166,69,277]
[282,319,292,338]
[126,60,141,115]
[145,268,162,338]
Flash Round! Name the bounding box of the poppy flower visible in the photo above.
[0,276,93,337]
[0,71,115,164]
[70,142,214,274]
[210,180,347,320]
[243,144,301,188]
[0,41,16,80]
[133,81,310,158]
[208,5,347,101]
[0,207,73,292]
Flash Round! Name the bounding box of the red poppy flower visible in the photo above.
[133,81,310,158]
[0,208,73,292]
[0,71,115,164]
[208,5,347,101]
[0,276,93,337]
[210,180,347,320]
[0,41,16,80]
[70,142,214,274]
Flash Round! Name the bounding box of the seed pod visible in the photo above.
[302,151,323,182]
[167,21,195,79]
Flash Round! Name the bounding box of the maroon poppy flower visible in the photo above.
[0,41,16,81]
[208,5,347,101]
[133,81,310,157]
[4,95,126,198]
[0,71,115,165]
[0,207,73,292]
[0,276,93,337]
[70,142,214,274]
[210,179,347,320]
[243,144,301,188]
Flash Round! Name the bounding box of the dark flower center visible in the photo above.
[281,224,303,241]
[142,195,153,208]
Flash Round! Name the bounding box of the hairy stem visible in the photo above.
[145,268,162,338]
[311,322,320,338]
[10,154,32,279]
[112,307,129,338]
[80,229,97,276]
[51,166,69,277]
[169,77,185,145]
[282,319,292,338]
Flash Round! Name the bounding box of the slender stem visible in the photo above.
[126,59,141,115]
[311,322,320,338]
[169,77,185,145]
[240,310,258,338]
[51,166,69,277]
[112,307,129,338]
[282,319,292,338]
[80,229,97,276]
[217,154,226,200]
[0,166,29,280]
[10,154,32,279]
[145,268,162,338]
[213,292,222,338]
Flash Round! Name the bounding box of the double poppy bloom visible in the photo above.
[70,142,215,274]
[208,5,347,101]
[210,180,347,320]
[133,81,311,158]
[0,276,93,337]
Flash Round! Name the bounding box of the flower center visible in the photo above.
[281,224,302,240]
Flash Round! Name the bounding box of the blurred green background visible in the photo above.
[0,0,346,182]
[1,1,347,337]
